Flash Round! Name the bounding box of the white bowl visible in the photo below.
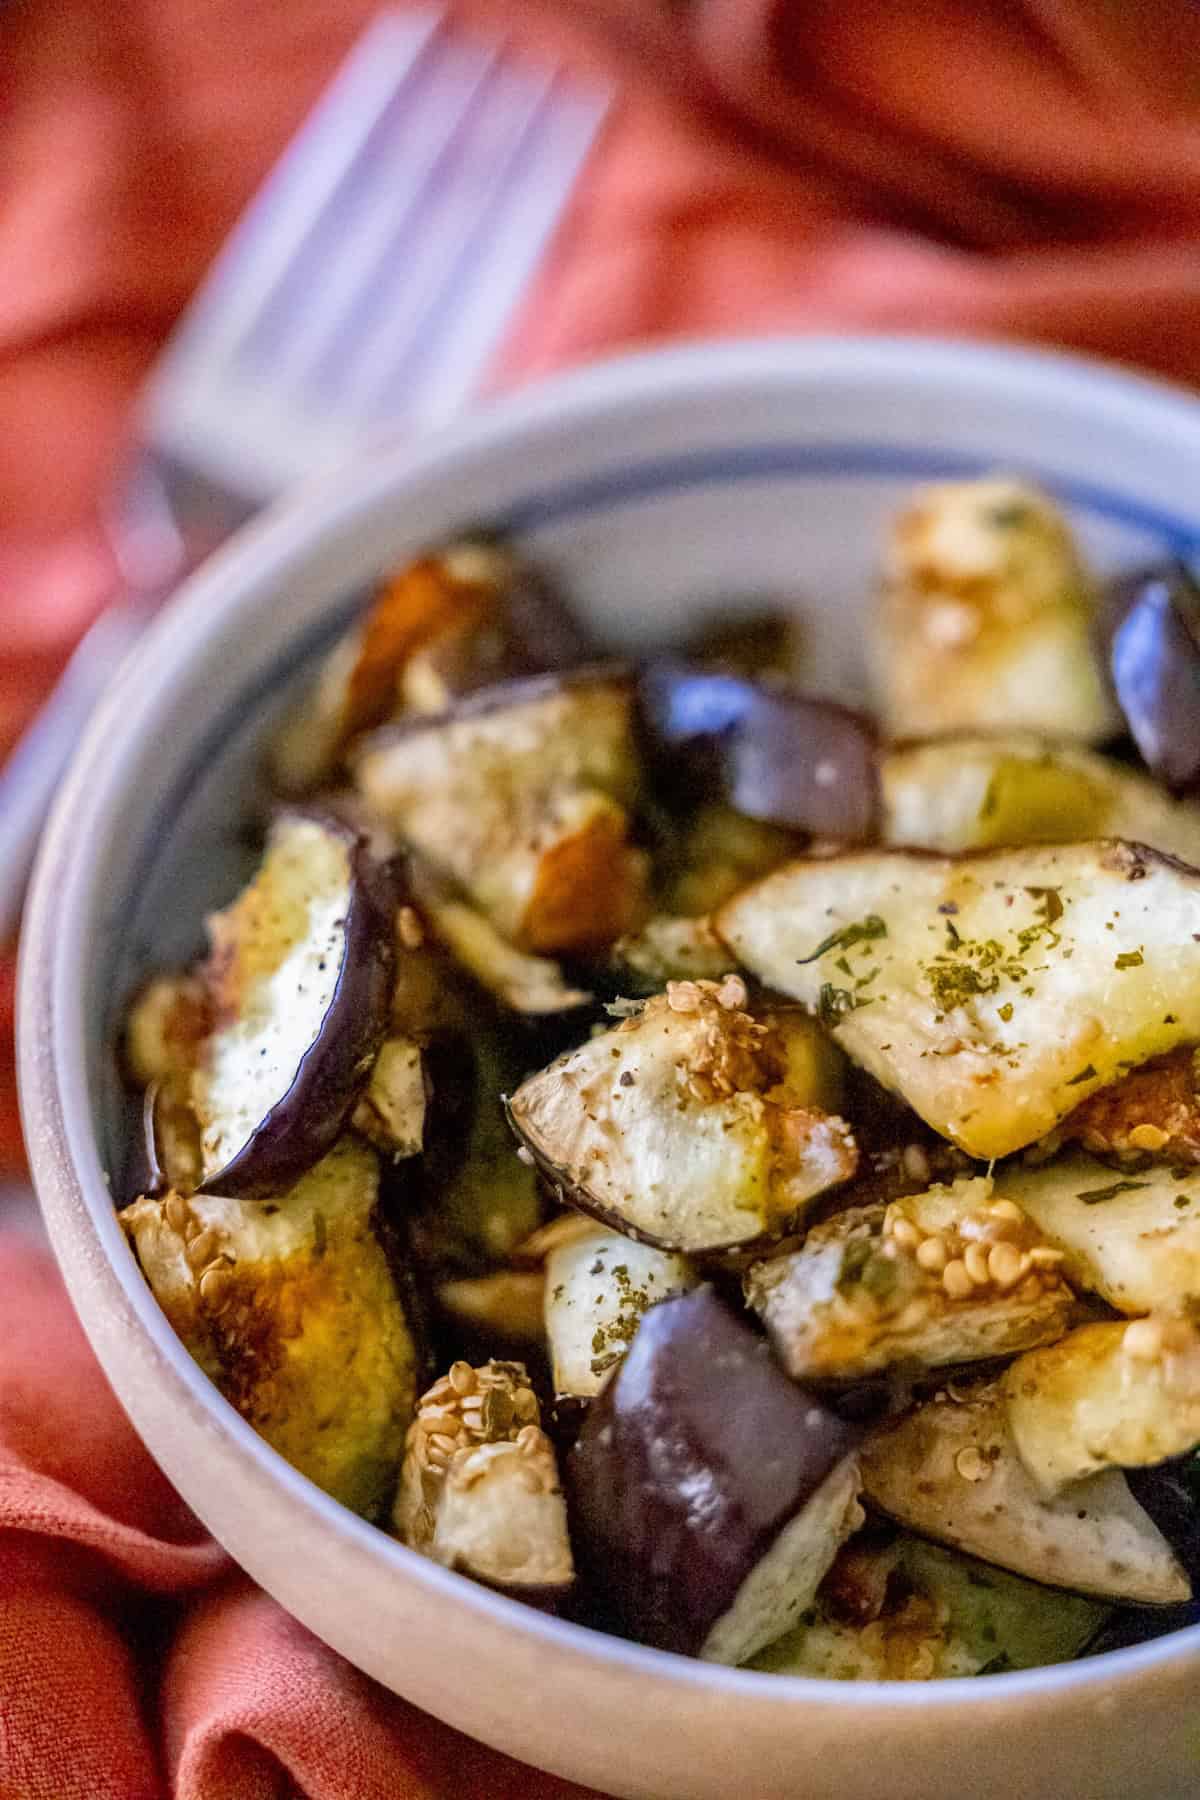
[19,338,1200,1800]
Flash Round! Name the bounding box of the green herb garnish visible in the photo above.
[1077,1179,1149,1204]
[797,915,888,965]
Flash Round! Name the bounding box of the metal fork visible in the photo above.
[0,7,608,939]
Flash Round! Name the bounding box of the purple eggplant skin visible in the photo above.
[635,662,880,841]
[567,1284,863,1656]
[1125,1453,1200,1589]
[199,819,398,1199]
[1108,563,1200,792]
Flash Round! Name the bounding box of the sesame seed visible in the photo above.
[987,1242,1023,1289]
[963,1243,992,1288]
[889,1216,922,1252]
[988,1200,1023,1224]
[513,1387,540,1425]
[187,1226,219,1270]
[942,1259,973,1301]
[901,1144,931,1184]
[198,1262,231,1312]
[955,1446,990,1483]
[449,1361,477,1397]
[916,1236,948,1274]
[165,1193,188,1235]
[1027,1246,1065,1269]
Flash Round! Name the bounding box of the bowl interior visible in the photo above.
[89,342,1200,1180]
[24,340,1200,1795]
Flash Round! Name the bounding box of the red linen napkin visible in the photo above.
[4,3,1200,1794]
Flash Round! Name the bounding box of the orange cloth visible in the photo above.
[4,3,1200,1793]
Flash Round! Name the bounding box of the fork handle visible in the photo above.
[0,455,256,942]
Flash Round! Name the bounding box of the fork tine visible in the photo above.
[330,50,559,406]
[142,9,443,414]
[374,71,609,428]
[251,30,506,381]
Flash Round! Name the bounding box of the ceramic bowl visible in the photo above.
[19,338,1200,1800]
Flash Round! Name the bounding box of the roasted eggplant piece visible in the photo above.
[435,1271,547,1353]
[393,1359,573,1600]
[659,803,809,919]
[416,1023,543,1272]
[747,1177,1074,1383]
[859,1380,1191,1605]
[752,1534,1107,1680]
[271,538,593,791]
[123,971,210,1087]
[415,880,590,1015]
[120,1137,418,1517]
[191,811,393,1196]
[508,978,857,1255]
[637,664,879,842]
[718,840,1200,1160]
[1059,1046,1200,1166]
[607,913,737,993]
[540,1216,697,1398]
[1109,561,1200,792]
[994,1153,1200,1316]
[873,477,1118,743]
[1002,1318,1200,1498]
[881,735,1200,866]
[351,1035,427,1160]
[569,1286,864,1663]
[354,670,647,955]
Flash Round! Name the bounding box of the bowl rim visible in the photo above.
[18,331,1200,1713]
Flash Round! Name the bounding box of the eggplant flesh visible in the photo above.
[120,1137,418,1517]
[1002,1319,1200,1497]
[419,885,590,1015]
[352,1036,427,1159]
[353,670,646,955]
[568,1286,864,1662]
[508,980,857,1255]
[860,1382,1191,1606]
[752,1534,1107,1680]
[881,735,1200,867]
[747,1177,1074,1383]
[718,839,1200,1161]
[993,1153,1200,1316]
[873,477,1118,743]
[542,1220,697,1398]
[193,812,393,1197]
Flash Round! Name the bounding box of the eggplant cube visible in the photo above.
[120,1137,418,1518]
[873,477,1118,743]
[542,1219,697,1398]
[881,735,1200,866]
[394,1359,573,1598]
[860,1380,1191,1606]
[353,672,647,955]
[753,1534,1107,1680]
[747,1177,1074,1383]
[193,811,393,1196]
[719,840,1200,1160]
[993,1154,1200,1315]
[352,1035,427,1159]
[569,1286,863,1664]
[1003,1318,1200,1497]
[508,978,857,1255]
